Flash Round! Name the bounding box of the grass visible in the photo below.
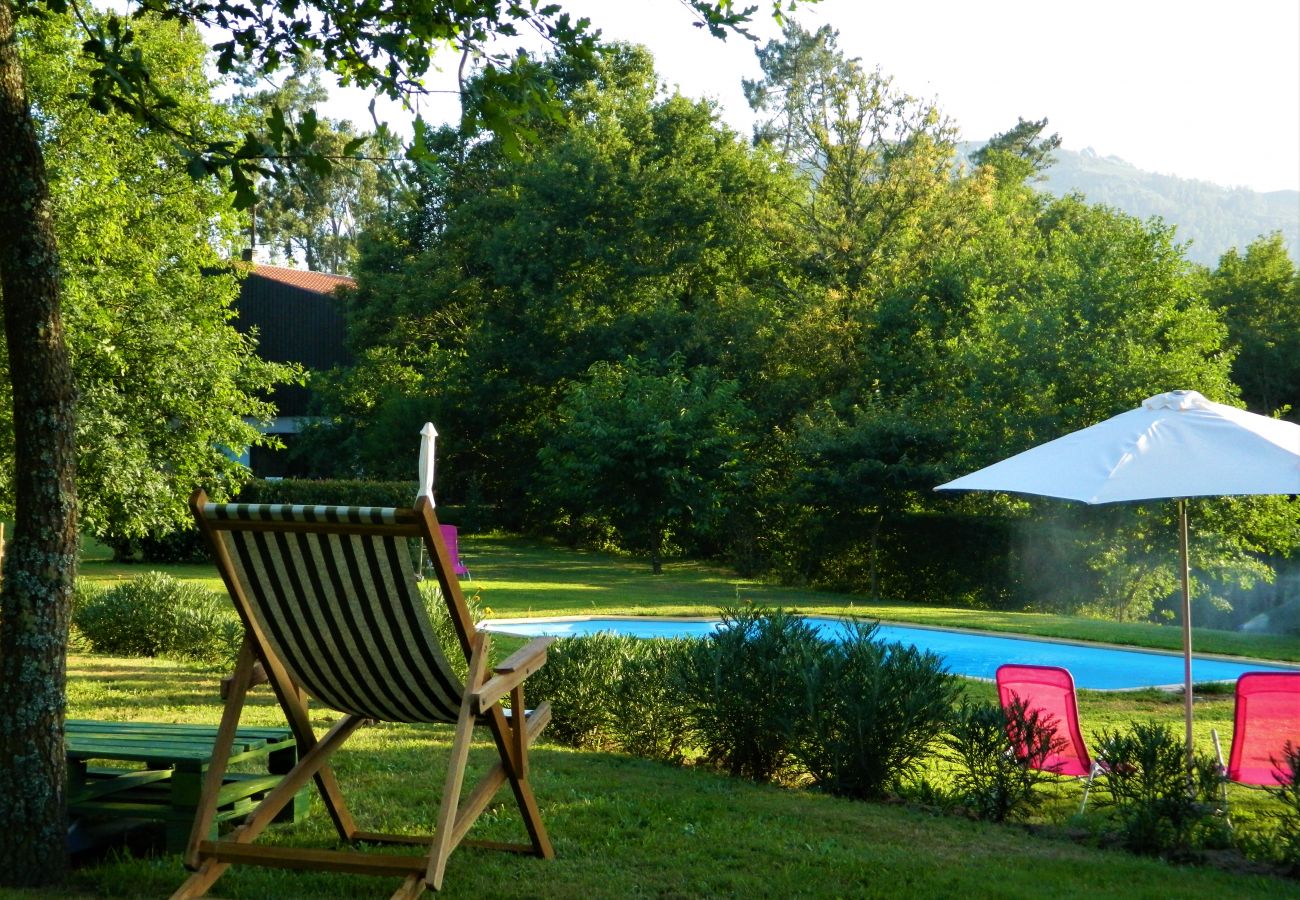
[80,532,1300,664]
[47,531,1300,897]
[9,655,1294,899]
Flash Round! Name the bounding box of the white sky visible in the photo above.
[324,0,1300,193]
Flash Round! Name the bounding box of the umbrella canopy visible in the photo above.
[936,390,1300,765]
[938,390,1300,503]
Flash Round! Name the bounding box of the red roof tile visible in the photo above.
[249,264,356,295]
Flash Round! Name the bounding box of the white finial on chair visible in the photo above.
[417,422,438,506]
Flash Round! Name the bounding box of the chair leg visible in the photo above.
[1080,762,1102,814]
[185,637,256,868]
[426,633,491,891]
[488,704,553,859]
[171,714,366,900]
[256,640,359,841]
[1210,728,1233,827]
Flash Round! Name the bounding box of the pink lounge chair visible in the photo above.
[439,524,470,579]
[1217,672,1300,787]
[996,664,1103,810]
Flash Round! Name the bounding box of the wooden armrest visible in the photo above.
[472,636,553,715]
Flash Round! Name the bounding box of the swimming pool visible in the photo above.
[480,616,1299,691]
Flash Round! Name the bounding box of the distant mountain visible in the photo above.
[960,143,1300,268]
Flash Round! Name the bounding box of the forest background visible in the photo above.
[14,15,1300,633]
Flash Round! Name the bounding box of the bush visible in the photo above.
[417,580,484,684]
[944,697,1066,822]
[238,478,419,510]
[1263,742,1300,874]
[68,580,105,654]
[679,605,824,782]
[792,622,957,799]
[98,525,209,564]
[137,526,209,564]
[74,572,238,663]
[612,638,695,763]
[1094,721,1229,858]
[526,632,641,749]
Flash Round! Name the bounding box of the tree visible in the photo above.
[238,54,405,273]
[538,356,750,573]
[0,12,292,549]
[969,116,1061,183]
[0,0,789,883]
[323,43,801,515]
[742,21,990,427]
[1206,233,1300,419]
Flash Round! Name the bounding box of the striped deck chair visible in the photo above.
[173,490,554,899]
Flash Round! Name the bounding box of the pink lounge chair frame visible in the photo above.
[439,524,470,579]
[1218,671,1300,787]
[995,664,1103,811]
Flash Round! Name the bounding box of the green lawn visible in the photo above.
[14,655,1295,899]
[80,531,1300,664]
[49,532,1300,898]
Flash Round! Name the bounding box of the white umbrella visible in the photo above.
[936,390,1300,765]
[416,422,438,506]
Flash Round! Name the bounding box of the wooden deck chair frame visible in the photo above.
[173,489,555,899]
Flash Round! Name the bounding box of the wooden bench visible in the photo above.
[67,719,309,852]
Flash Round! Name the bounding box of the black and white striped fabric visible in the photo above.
[205,503,464,723]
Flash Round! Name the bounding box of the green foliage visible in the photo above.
[237,477,419,508]
[1262,742,1300,874]
[313,43,800,523]
[611,638,695,763]
[1094,721,1230,858]
[67,581,104,654]
[970,117,1061,183]
[298,25,1286,618]
[678,605,823,781]
[539,356,751,572]
[235,53,403,274]
[527,632,696,761]
[5,11,294,543]
[73,572,238,663]
[792,622,957,800]
[416,580,482,684]
[526,632,642,750]
[1206,233,1300,419]
[943,697,1067,822]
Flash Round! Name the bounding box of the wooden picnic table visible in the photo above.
[67,719,308,852]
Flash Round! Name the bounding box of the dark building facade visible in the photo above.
[233,264,354,476]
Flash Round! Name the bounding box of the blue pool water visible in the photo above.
[480,616,1298,691]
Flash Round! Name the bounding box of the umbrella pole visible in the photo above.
[1179,498,1194,774]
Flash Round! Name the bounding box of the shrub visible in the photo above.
[1263,742,1300,874]
[238,478,419,510]
[612,638,695,763]
[678,605,824,782]
[137,526,209,564]
[68,581,105,654]
[1094,721,1229,857]
[526,632,641,749]
[944,697,1066,822]
[417,580,484,684]
[792,622,957,799]
[74,572,238,663]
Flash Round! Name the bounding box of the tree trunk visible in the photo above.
[0,0,79,884]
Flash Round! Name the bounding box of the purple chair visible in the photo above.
[439,524,470,579]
